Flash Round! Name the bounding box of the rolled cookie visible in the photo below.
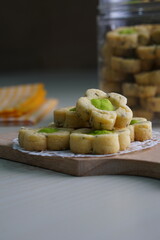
[135,25,151,45]
[90,110,117,130]
[138,85,157,98]
[18,127,73,151]
[106,25,150,49]
[128,117,151,142]
[128,117,147,142]
[46,127,72,151]
[54,106,89,128]
[100,67,127,82]
[127,125,135,142]
[115,128,131,151]
[135,70,160,85]
[145,96,160,112]
[106,27,138,49]
[151,25,160,44]
[18,127,47,151]
[100,43,112,65]
[76,89,132,130]
[134,121,152,141]
[70,128,130,154]
[18,128,39,150]
[149,70,160,85]
[114,105,133,129]
[134,72,151,85]
[136,46,156,60]
[111,57,141,73]
[112,47,136,58]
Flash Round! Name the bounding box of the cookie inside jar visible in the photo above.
[98,0,160,122]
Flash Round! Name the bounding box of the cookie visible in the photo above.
[54,106,89,128]
[111,57,141,73]
[114,105,133,129]
[138,85,157,98]
[128,117,147,142]
[127,124,135,142]
[76,89,132,130]
[70,128,130,155]
[18,126,73,151]
[90,110,117,130]
[18,127,47,151]
[100,67,127,82]
[151,25,160,44]
[112,47,136,58]
[46,128,72,151]
[145,96,160,112]
[134,72,151,85]
[115,128,131,151]
[106,27,138,49]
[136,46,156,60]
[129,117,152,141]
[107,25,150,49]
[150,70,160,85]
[135,25,151,45]
[135,70,160,85]
[134,121,152,141]
[100,43,112,65]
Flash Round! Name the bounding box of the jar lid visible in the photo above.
[99,0,160,5]
[98,0,160,16]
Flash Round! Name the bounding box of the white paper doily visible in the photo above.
[12,131,160,158]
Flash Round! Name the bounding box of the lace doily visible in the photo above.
[12,131,160,158]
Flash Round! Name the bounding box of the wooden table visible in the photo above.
[0,71,160,240]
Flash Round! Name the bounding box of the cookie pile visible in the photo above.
[100,24,160,120]
[18,89,152,155]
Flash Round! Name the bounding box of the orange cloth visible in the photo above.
[0,83,58,125]
[0,83,47,117]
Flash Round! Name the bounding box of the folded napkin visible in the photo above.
[0,83,58,125]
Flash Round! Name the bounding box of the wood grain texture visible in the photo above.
[0,132,160,178]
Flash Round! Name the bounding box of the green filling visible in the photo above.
[130,119,139,125]
[38,128,59,133]
[91,98,115,111]
[88,130,113,135]
[69,107,76,111]
[119,28,137,35]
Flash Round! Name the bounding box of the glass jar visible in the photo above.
[97,0,160,122]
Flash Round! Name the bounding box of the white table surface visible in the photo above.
[0,71,160,240]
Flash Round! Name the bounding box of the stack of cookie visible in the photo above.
[18,89,152,155]
[100,24,160,120]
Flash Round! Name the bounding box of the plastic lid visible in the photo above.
[98,0,160,14]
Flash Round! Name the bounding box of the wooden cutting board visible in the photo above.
[0,131,160,179]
